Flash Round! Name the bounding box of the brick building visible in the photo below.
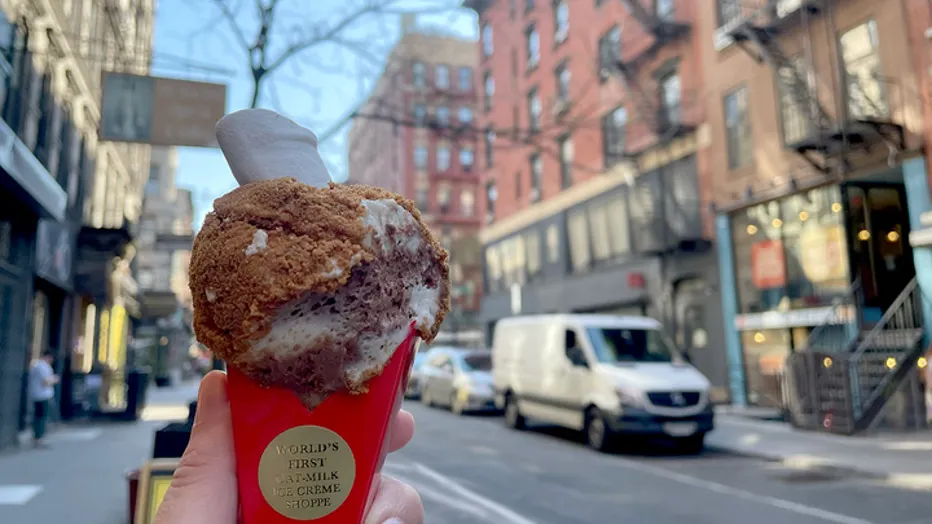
[468,0,728,395]
[348,15,484,344]
[704,0,932,431]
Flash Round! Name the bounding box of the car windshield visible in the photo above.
[461,353,492,371]
[586,327,677,364]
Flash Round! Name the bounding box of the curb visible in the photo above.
[705,442,932,491]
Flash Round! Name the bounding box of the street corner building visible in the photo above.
[348,14,485,348]
[0,0,156,450]
[707,0,932,433]
[466,0,730,399]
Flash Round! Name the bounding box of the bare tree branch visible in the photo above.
[209,0,252,52]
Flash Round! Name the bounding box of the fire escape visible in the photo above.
[615,0,694,152]
[610,1,706,254]
[722,1,921,434]
[723,0,905,174]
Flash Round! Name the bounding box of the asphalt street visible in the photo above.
[1,380,931,524]
[395,401,932,524]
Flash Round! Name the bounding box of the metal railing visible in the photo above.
[782,278,864,427]
[848,277,925,428]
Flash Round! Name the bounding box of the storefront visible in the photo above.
[480,160,729,394]
[718,166,924,407]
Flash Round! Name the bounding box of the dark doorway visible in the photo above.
[842,184,915,317]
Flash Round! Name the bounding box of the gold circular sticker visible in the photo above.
[258,425,356,520]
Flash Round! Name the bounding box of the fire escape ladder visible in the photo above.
[619,0,690,40]
[615,61,659,147]
[734,24,835,172]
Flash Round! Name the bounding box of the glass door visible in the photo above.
[844,184,915,314]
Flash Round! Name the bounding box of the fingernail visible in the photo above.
[382,519,404,524]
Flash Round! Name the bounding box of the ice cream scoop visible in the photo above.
[189,109,450,523]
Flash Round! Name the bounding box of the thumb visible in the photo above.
[154,371,238,524]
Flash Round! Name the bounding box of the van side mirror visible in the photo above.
[566,346,588,368]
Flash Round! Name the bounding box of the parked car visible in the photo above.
[419,347,497,415]
[492,314,713,453]
[404,352,430,400]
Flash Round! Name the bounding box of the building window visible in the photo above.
[724,85,752,169]
[840,20,886,119]
[461,189,475,216]
[598,26,621,79]
[485,127,495,167]
[436,106,450,127]
[659,71,681,127]
[435,64,450,89]
[458,66,472,91]
[530,152,542,202]
[458,106,472,125]
[414,145,428,169]
[416,183,429,210]
[482,24,493,58]
[656,0,675,20]
[554,0,569,44]
[526,24,540,69]
[546,224,560,263]
[512,105,520,139]
[527,87,541,132]
[526,230,542,278]
[777,55,813,145]
[486,245,502,292]
[717,0,741,28]
[559,135,573,188]
[414,103,426,126]
[730,186,849,316]
[602,106,627,167]
[606,195,631,256]
[412,61,426,88]
[588,204,612,262]
[567,210,590,272]
[486,181,497,221]
[437,182,452,213]
[460,146,474,171]
[437,144,451,171]
[483,71,494,111]
[556,61,571,101]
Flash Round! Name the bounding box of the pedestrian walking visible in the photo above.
[28,350,59,448]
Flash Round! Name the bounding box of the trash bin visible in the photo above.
[124,368,151,421]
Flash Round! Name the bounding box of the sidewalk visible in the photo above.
[707,408,932,490]
[0,379,200,524]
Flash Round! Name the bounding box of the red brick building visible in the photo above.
[467,0,728,394]
[348,17,484,342]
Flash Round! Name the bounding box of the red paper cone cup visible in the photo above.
[227,323,420,523]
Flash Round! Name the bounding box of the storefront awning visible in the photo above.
[0,117,66,221]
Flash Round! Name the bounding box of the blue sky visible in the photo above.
[152,0,477,228]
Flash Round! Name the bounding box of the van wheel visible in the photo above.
[504,394,525,430]
[677,433,705,454]
[585,408,614,452]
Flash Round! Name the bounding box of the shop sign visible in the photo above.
[100,72,226,148]
[734,305,854,330]
[35,218,74,288]
[751,240,786,289]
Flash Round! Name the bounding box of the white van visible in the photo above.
[491,314,713,452]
